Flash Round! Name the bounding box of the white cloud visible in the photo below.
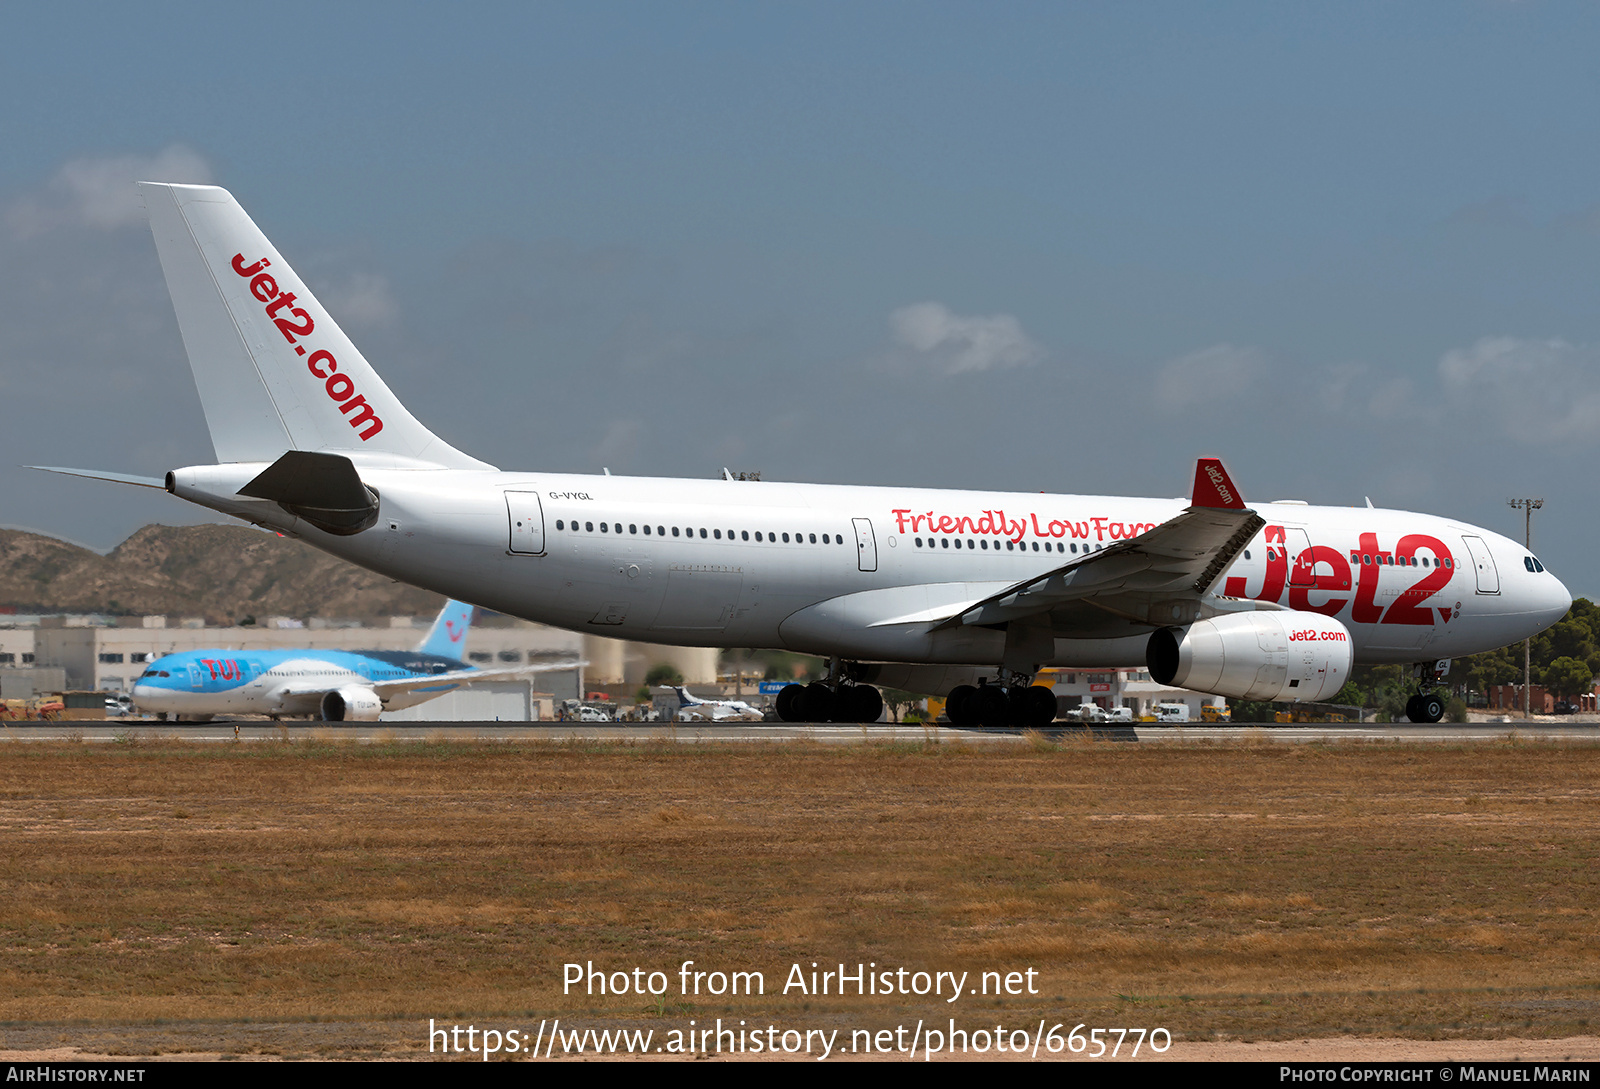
[1314,361,1367,413]
[1154,343,1269,410]
[316,272,401,329]
[887,301,1042,375]
[1437,336,1600,444]
[593,418,645,468]
[7,145,213,236]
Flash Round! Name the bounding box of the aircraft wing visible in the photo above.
[931,459,1268,633]
[367,660,584,699]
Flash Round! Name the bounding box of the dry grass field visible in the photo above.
[1,735,1597,1059]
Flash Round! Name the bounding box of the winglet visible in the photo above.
[1190,458,1246,510]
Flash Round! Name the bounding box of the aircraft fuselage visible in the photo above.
[167,464,1569,670]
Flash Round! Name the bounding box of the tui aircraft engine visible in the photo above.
[320,686,383,722]
[1146,611,1352,703]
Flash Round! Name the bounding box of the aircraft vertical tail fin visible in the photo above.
[418,600,476,660]
[139,182,493,469]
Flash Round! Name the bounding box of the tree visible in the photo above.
[644,663,683,687]
[879,688,920,723]
[1543,656,1594,702]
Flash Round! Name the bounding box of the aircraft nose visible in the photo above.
[1541,569,1574,628]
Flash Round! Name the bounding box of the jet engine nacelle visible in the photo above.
[1146,611,1352,703]
[320,686,383,722]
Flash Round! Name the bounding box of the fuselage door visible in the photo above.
[505,491,546,555]
[1461,535,1500,595]
[853,517,878,573]
[1285,527,1316,587]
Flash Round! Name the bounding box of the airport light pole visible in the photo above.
[1508,498,1544,717]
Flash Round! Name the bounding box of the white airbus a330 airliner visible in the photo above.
[36,184,1571,726]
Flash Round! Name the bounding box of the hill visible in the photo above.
[0,524,445,623]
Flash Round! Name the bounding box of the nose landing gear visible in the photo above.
[1405,692,1446,724]
[1404,660,1451,724]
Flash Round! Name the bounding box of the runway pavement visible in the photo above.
[4,720,1598,744]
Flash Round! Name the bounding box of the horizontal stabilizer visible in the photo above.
[238,450,378,536]
[28,466,166,489]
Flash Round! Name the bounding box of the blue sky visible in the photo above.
[4,3,1598,595]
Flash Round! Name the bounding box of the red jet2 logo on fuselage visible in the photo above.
[1222,526,1457,627]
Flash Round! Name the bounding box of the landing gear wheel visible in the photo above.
[974,684,1010,728]
[1404,695,1422,722]
[776,684,804,722]
[946,685,978,726]
[846,684,884,724]
[1417,694,1445,723]
[801,682,836,723]
[1019,685,1058,728]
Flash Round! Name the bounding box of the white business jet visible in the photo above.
[34,184,1572,727]
[667,686,766,723]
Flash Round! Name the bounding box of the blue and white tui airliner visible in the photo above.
[130,600,560,721]
[37,183,1573,728]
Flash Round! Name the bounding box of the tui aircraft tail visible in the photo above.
[139,182,492,470]
[417,600,477,660]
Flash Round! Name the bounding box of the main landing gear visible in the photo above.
[1404,660,1450,724]
[774,680,884,724]
[774,660,885,723]
[944,678,1058,729]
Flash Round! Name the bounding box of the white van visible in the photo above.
[1155,703,1191,724]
